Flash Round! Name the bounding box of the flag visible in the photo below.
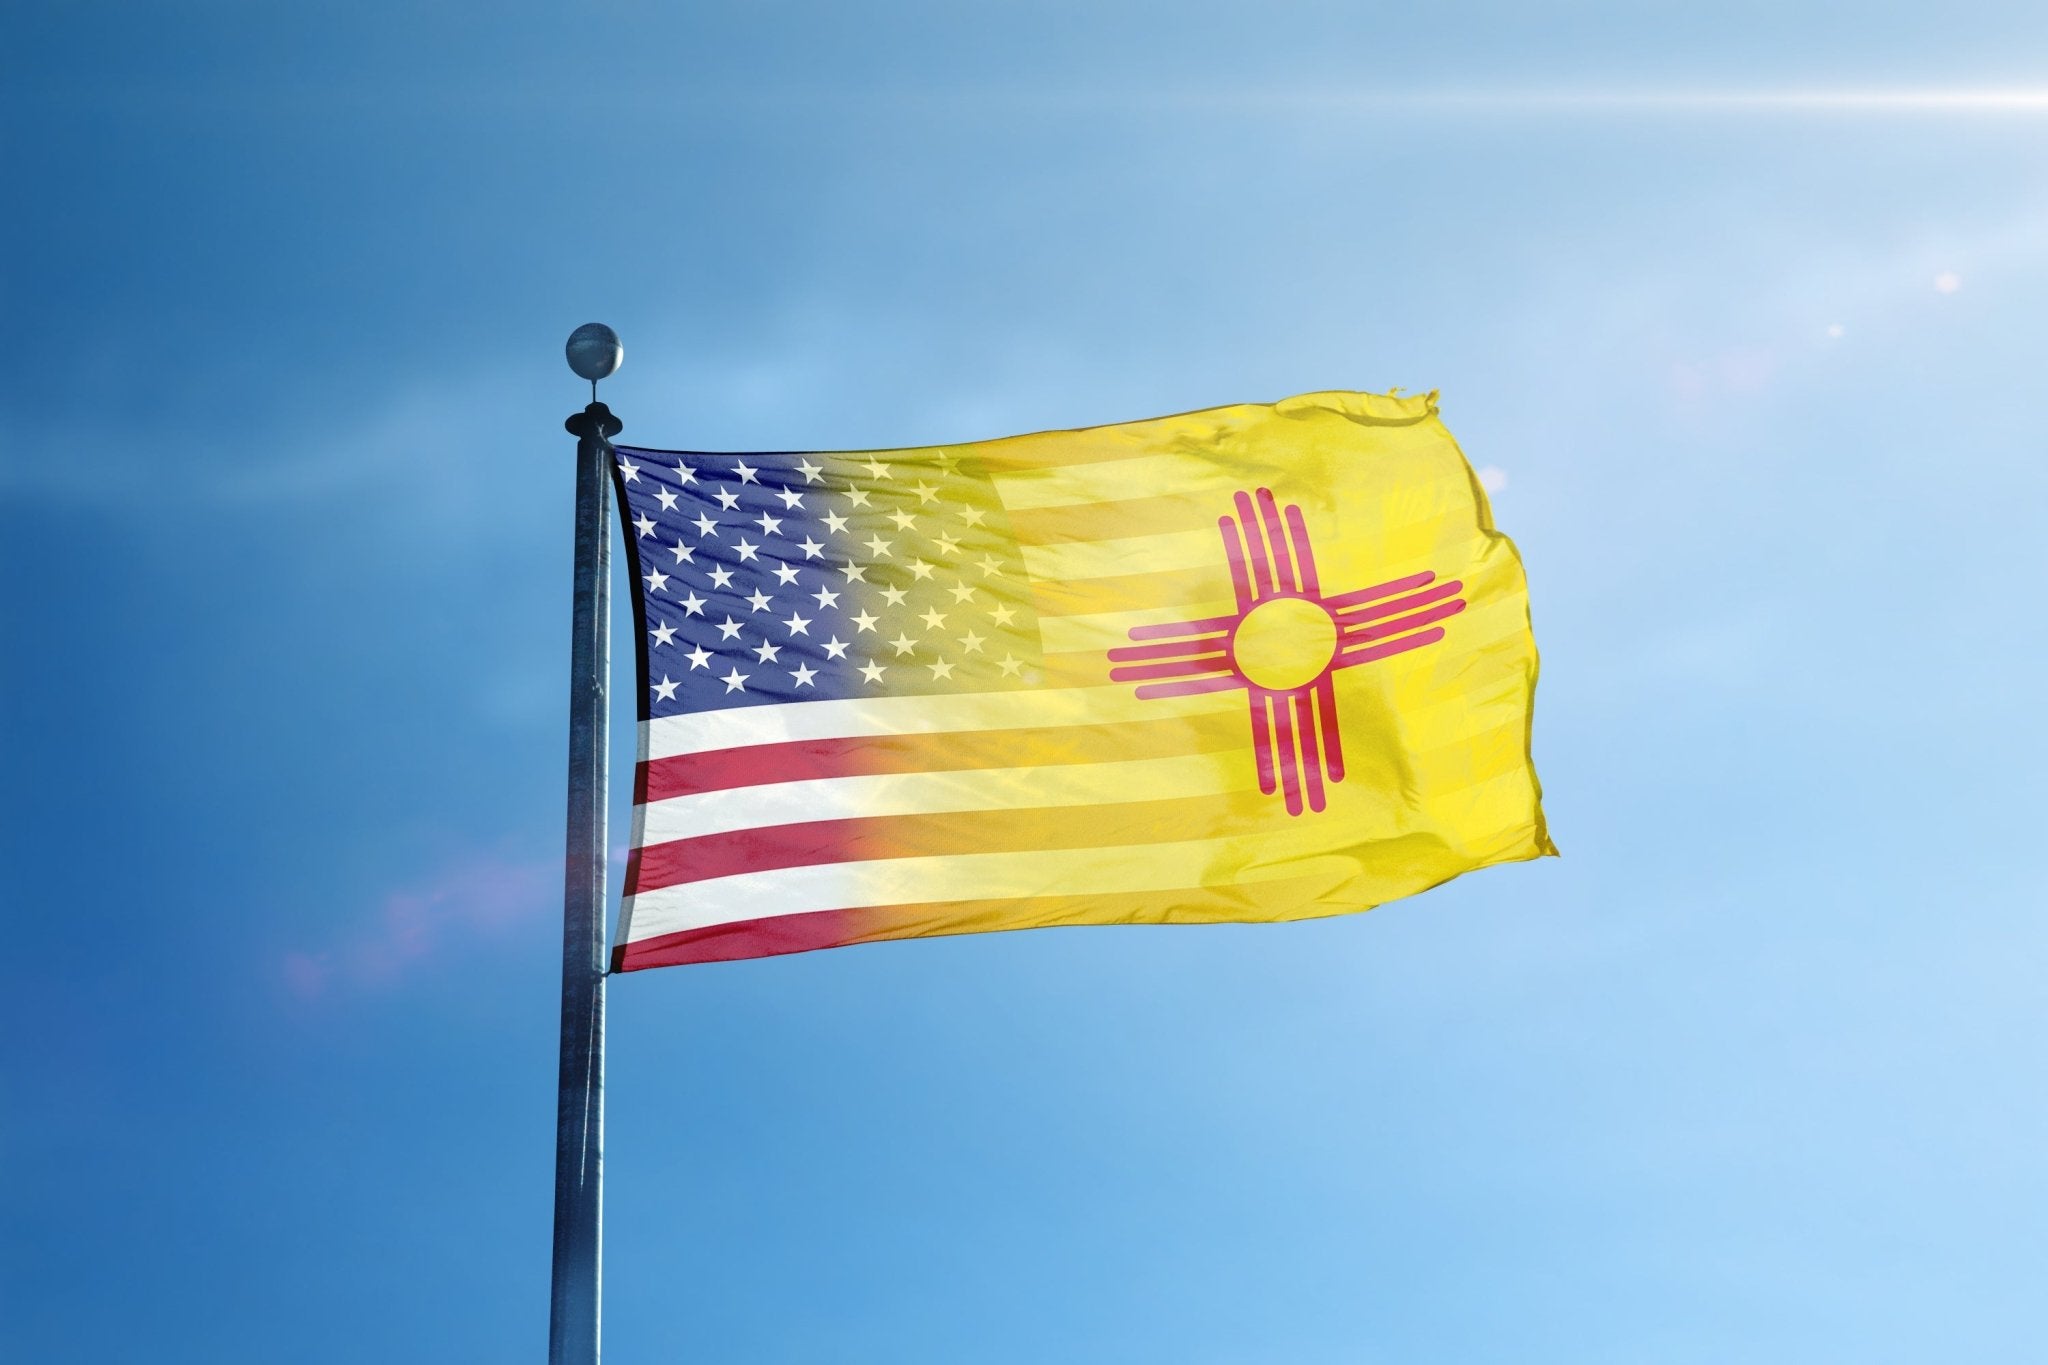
[607,390,1551,970]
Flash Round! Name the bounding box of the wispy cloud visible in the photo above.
[280,848,556,1001]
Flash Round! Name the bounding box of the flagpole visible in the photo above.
[551,324,622,1365]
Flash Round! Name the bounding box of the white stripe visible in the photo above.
[619,837,1300,942]
[642,682,1237,760]
[619,763,1545,945]
[638,752,1248,844]
[1019,528,1217,582]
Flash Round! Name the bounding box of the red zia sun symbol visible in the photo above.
[1106,489,1467,816]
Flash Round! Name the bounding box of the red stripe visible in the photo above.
[1284,503,1319,595]
[637,735,902,802]
[1127,613,1238,641]
[1293,690,1325,814]
[1314,675,1344,782]
[629,792,1224,895]
[1331,579,1464,626]
[615,907,861,969]
[1322,571,1436,610]
[630,816,866,892]
[1104,634,1230,664]
[1336,597,1466,646]
[1332,626,1447,669]
[1133,673,1244,700]
[1107,655,1231,684]
[1256,488,1295,592]
[639,714,1253,802]
[1270,691,1302,816]
[1220,516,1254,611]
[1248,689,1276,794]
[1234,491,1274,597]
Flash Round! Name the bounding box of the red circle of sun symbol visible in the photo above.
[1106,489,1467,816]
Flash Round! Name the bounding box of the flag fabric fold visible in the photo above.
[607,390,1551,970]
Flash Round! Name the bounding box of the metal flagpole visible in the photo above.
[551,323,622,1365]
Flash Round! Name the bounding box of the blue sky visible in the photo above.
[5,3,2048,1361]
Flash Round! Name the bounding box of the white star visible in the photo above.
[753,512,783,536]
[674,462,697,486]
[886,508,916,532]
[633,514,656,538]
[652,675,680,702]
[879,585,908,607]
[912,481,938,505]
[918,606,947,631]
[821,510,849,535]
[861,457,890,480]
[889,633,917,656]
[715,616,743,640]
[720,667,748,693]
[843,488,871,508]
[654,487,679,512]
[616,457,641,483]
[734,460,759,484]
[650,620,677,647]
[838,562,868,582]
[947,582,976,604]
[811,585,841,609]
[685,645,713,670]
[863,533,892,559]
[977,555,1002,576]
[707,565,735,590]
[772,563,801,586]
[934,534,960,557]
[821,636,850,660]
[790,663,818,688]
[714,488,741,511]
[989,602,1017,626]
[782,612,812,636]
[908,561,936,581]
[997,654,1023,677]
[958,630,985,654]
[797,537,824,560]
[733,538,760,563]
[745,589,773,613]
[751,639,781,663]
[928,658,955,680]
[643,568,669,593]
[669,541,694,564]
[691,513,719,538]
[859,661,886,684]
[959,505,986,527]
[680,591,707,616]
[776,488,804,510]
[850,609,879,633]
[795,458,823,484]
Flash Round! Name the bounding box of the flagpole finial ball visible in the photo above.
[566,323,622,383]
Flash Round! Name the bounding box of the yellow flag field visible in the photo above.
[609,390,1553,969]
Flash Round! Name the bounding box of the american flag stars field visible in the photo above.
[614,446,1044,716]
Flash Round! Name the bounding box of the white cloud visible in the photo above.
[1476,465,1509,493]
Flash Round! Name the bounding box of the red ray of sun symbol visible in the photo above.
[1106,489,1467,815]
